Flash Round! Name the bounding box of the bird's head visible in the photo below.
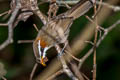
[33,37,50,66]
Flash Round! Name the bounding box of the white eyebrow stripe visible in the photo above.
[38,40,41,59]
[43,47,49,58]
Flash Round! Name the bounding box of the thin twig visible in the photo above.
[85,15,102,28]
[0,23,8,26]
[81,73,90,80]
[46,69,64,80]
[65,50,81,62]
[61,0,71,9]
[0,0,47,50]
[55,44,78,80]
[33,24,39,32]
[0,0,21,50]
[0,10,11,17]
[85,41,94,45]
[65,45,84,80]
[85,15,105,38]
[56,0,79,5]
[65,44,81,62]
[78,20,120,69]
[30,63,38,80]
[31,0,48,25]
[1,76,7,80]
[92,0,103,18]
[17,40,34,44]
[93,1,98,80]
[54,0,120,12]
[70,62,84,80]
[96,1,120,12]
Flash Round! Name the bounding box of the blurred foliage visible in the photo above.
[0,0,120,80]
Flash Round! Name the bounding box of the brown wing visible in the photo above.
[47,18,73,43]
[56,17,73,33]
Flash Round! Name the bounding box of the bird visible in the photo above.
[33,0,95,66]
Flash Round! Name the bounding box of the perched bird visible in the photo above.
[33,0,95,66]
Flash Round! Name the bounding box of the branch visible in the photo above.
[51,0,120,12]
[70,62,84,80]
[0,0,21,50]
[81,72,90,80]
[46,69,64,80]
[96,1,120,12]
[31,0,48,25]
[17,40,34,44]
[0,23,8,26]
[35,0,119,79]
[1,76,7,80]
[0,10,11,17]
[55,44,78,80]
[30,63,38,80]
[92,1,98,80]
[78,20,120,69]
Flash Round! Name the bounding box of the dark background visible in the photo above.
[0,0,120,80]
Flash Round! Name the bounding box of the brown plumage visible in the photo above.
[33,0,94,66]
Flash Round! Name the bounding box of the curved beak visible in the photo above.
[40,56,46,66]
